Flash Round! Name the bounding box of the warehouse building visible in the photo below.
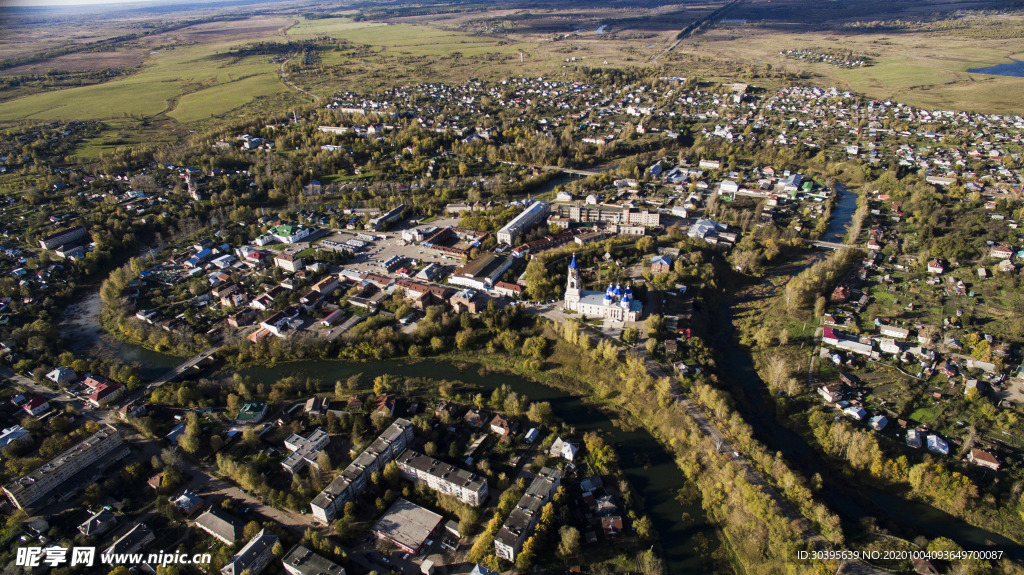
[372,499,444,555]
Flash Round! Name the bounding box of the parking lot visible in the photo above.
[304,218,465,275]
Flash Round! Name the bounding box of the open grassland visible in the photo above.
[73,119,180,161]
[675,13,1024,114]
[0,37,290,122]
[284,16,385,37]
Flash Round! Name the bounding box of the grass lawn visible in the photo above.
[909,404,943,426]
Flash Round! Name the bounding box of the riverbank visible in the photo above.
[723,192,1024,559]
[229,347,728,574]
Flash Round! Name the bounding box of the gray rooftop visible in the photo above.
[282,545,345,575]
[373,498,443,551]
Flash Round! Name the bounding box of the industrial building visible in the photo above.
[39,226,89,250]
[448,253,514,290]
[369,204,407,231]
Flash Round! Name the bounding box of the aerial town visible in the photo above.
[2,1,1024,575]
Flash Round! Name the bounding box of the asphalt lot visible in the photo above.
[282,219,465,276]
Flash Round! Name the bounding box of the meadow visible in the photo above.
[0,40,290,122]
[675,14,1024,115]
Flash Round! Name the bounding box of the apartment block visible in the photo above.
[310,419,413,523]
[3,424,123,509]
[494,467,562,562]
[395,449,488,506]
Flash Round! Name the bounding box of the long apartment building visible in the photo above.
[494,467,562,562]
[4,424,123,509]
[557,204,660,227]
[310,419,414,523]
[497,202,548,245]
[395,449,488,506]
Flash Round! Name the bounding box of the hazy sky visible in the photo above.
[1,0,225,7]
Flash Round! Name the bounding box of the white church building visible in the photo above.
[563,255,642,322]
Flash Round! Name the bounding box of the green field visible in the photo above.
[0,40,288,123]
[169,72,287,123]
[677,17,1024,115]
[285,17,385,37]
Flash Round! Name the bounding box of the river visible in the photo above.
[61,288,720,572]
[713,185,1024,560]
[64,180,1022,567]
[234,360,719,574]
[61,291,185,380]
[821,184,859,244]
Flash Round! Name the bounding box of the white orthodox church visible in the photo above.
[563,255,642,322]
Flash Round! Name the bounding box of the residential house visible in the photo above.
[817,383,844,403]
[549,437,578,461]
[105,523,155,556]
[489,415,517,439]
[967,448,1000,471]
[22,397,49,416]
[305,397,329,416]
[650,255,672,273]
[46,367,77,386]
[78,510,117,536]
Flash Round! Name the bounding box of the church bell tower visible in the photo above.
[564,254,581,310]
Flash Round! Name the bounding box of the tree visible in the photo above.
[242,521,261,541]
[636,549,664,575]
[526,401,554,425]
[179,412,201,454]
[645,338,658,355]
[635,515,654,540]
[373,374,392,395]
[644,314,665,337]
[227,393,241,417]
[242,426,260,447]
[622,327,639,345]
[524,258,558,301]
[316,451,332,472]
[557,526,580,558]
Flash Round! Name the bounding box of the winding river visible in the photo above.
[234,360,719,574]
[63,182,1023,570]
[714,185,1024,560]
